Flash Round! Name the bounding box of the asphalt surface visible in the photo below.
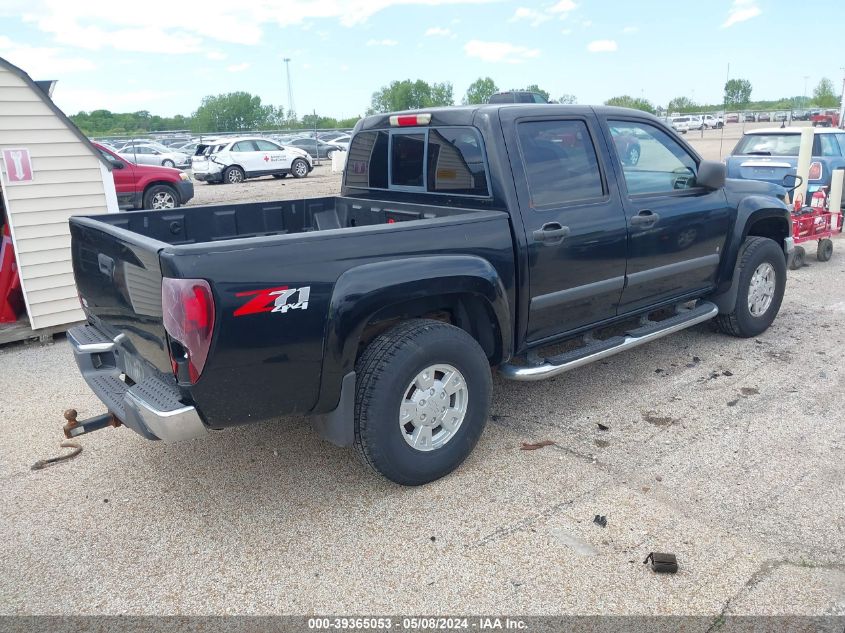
[1,125,843,620]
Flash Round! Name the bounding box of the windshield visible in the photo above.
[733,134,801,156]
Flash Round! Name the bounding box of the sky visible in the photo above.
[0,0,843,120]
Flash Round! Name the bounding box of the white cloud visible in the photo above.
[581,19,592,27]
[366,38,398,46]
[0,35,96,77]
[425,26,452,36]
[561,28,572,35]
[226,62,250,72]
[510,7,551,27]
[464,40,540,63]
[587,39,617,52]
[548,0,577,12]
[622,25,638,33]
[722,0,761,27]
[206,51,227,60]
[340,64,349,71]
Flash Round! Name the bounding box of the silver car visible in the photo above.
[118,144,191,168]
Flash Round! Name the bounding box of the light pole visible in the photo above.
[283,58,295,124]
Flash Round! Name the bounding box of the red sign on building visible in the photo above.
[2,148,34,184]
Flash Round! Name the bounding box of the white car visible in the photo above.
[687,115,704,131]
[327,134,351,150]
[191,136,313,184]
[702,114,724,129]
[118,144,191,168]
[669,116,690,134]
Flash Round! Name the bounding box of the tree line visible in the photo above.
[70,76,841,137]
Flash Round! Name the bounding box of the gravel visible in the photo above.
[0,125,842,618]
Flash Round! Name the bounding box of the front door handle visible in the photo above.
[630,209,660,227]
[532,223,571,242]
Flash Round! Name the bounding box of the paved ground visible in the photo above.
[1,124,843,619]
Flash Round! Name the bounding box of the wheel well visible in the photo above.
[746,214,789,248]
[358,294,502,364]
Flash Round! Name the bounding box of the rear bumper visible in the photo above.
[67,324,207,443]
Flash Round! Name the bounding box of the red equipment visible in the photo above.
[789,187,835,269]
[0,222,25,323]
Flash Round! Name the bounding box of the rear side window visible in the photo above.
[346,127,489,197]
[254,140,280,151]
[232,141,256,152]
[516,120,604,206]
[818,134,841,157]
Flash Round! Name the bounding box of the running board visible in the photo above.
[499,302,719,382]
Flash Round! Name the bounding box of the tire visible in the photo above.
[627,145,640,166]
[161,159,175,168]
[143,184,179,210]
[789,245,805,270]
[272,173,287,179]
[223,166,245,184]
[817,238,833,262]
[716,236,787,338]
[354,319,492,486]
[291,158,309,179]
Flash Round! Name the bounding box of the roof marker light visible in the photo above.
[389,113,431,127]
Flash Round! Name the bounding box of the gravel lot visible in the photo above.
[1,123,843,621]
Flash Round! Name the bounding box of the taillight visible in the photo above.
[389,113,431,127]
[161,278,215,384]
[808,161,822,180]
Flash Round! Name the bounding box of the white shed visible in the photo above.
[0,55,117,339]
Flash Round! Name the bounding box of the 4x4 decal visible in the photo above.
[234,286,310,317]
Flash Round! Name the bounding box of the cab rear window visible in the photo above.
[346,126,490,197]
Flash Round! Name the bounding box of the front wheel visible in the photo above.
[354,319,492,485]
[716,236,787,338]
[161,159,175,168]
[291,158,309,178]
[143,184,178,210]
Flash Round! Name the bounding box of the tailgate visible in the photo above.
[728,156,796,185]
[69,217,172,374]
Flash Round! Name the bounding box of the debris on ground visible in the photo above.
[741,387,760,396]
[594,439,610,448]
[597,423,610,431]
[643,552,679,573]
[30,440,82,471]
[593,515,607,528]
[520,440,556,451]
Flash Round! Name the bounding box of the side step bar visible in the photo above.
[499,302,719,382]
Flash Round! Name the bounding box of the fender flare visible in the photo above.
[313,255,511,417]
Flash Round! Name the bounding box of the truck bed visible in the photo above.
[84,196,491,245]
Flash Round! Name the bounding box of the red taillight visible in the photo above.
[808,161,822,180]
[389,113,431,127]
[161,278,215,384]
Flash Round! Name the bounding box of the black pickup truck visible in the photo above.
[68,105,794,485]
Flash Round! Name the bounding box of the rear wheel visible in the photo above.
[354,319,492,485]
[223,166,245,184]
[143,184,178,210]
[817,238,833,262]
[291,158,309,179]
[716,236,786,338]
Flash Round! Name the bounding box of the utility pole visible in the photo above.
[283,58,295,123]
[839,68,845,129]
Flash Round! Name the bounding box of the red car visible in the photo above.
[94,143,194,210]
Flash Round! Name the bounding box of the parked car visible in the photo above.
[669,116,690,134]
[609,126,641,165]
[726,113,739,123]
[791,110,809,121]
[327,134,351,150]
[191,136,313,183]
[118,144,191,169]
[725,127,845,208]
[702,114,724,129]
[774,111,789,122]
[94,143,193,210]
[68,105,792,485]
[286,137,343,159]
[757,112,772,122]
[811,109,841,128]
[687,115,704,130]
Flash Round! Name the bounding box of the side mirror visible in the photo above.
[697,160,725,189]
[111,159,125,169]
[782,173,803,194]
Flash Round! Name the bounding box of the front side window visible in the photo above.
[608,120,698,195]
[516,119,604,207]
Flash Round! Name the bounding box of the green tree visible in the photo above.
[724,78,752,109]
[464,77,498,104]
[558,93,577,104]
[192,92,274,133]
[667,96,698,113]
[369,79,454,113]
[604,95,655,114]
[523,84,550,102]
[812,77,838,108]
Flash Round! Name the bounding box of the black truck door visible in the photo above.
[601,117,732,314]
[501,110,628,343]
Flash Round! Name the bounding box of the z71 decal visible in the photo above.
[234,286,310,317]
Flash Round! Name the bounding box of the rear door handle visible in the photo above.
[532,223,571,242]
[630,209,660,227]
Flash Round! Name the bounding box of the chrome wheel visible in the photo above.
[293,159,308,178]
[226,168,244,183]
[151,191,176,209]
[399,364,468,452]
[748,262,776,317]
[627,146,640,165]
[162,159,175,168]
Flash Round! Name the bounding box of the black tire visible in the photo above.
[223,166,245,184]
[354,319,492,486]
[143,184,179,210]
[291,158,309,179]
[161,159,175,168]
[716,236,787,338]
[817,238,833,262]
[789,245,805,270]
[272,173,287,179]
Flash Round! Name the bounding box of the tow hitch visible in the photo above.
[62,408,122,438]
